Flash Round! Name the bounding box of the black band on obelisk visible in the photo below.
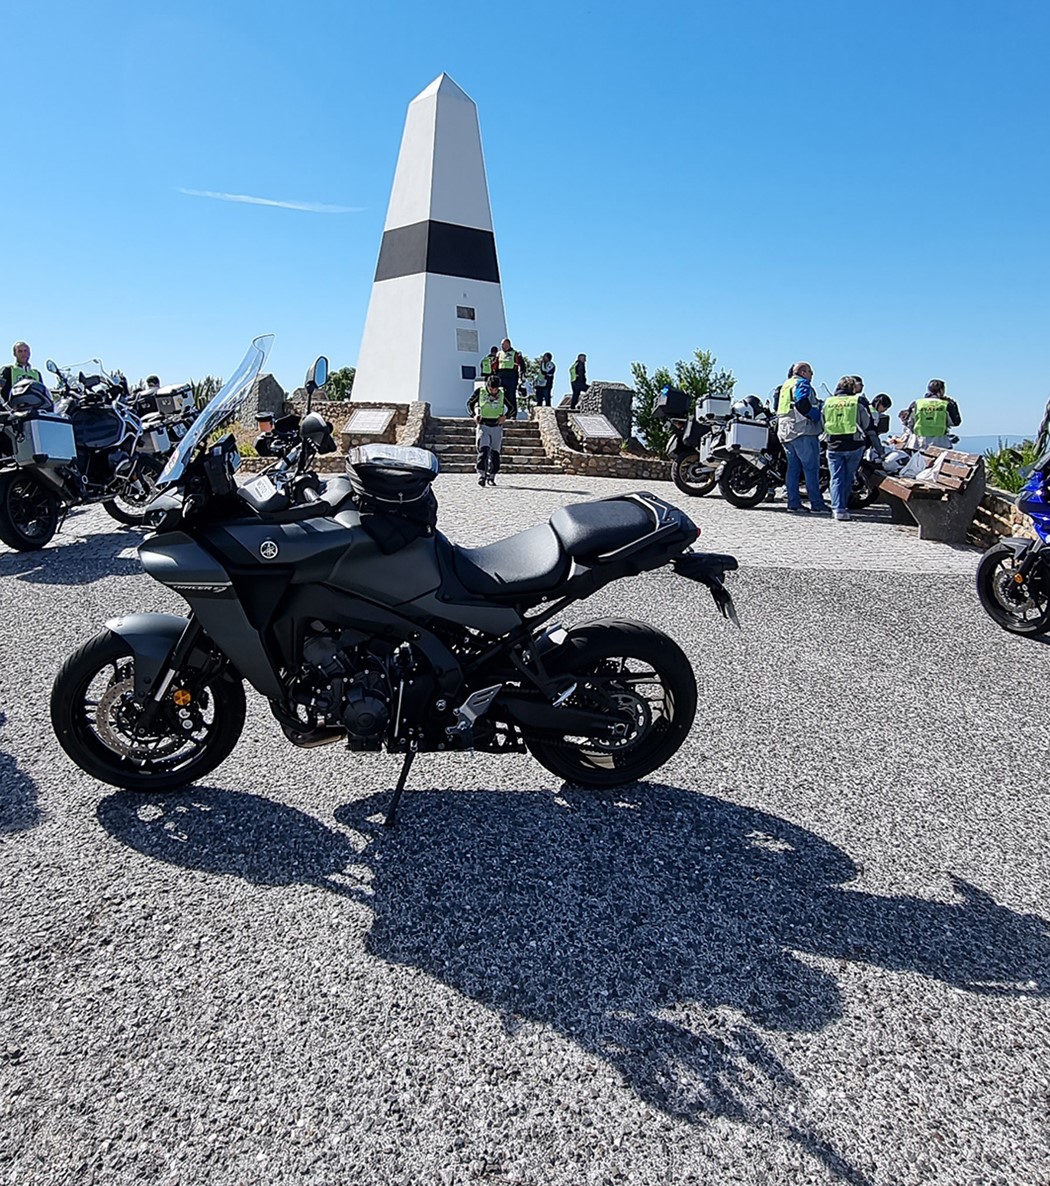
[374,220,500,283]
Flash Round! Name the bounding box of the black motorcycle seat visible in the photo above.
[549,499,655,560]
[450,524,571,597]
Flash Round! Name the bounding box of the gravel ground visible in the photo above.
[1,476,1048,1186]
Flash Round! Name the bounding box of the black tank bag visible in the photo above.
[346,445,440,555]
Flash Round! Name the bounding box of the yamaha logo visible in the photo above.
[260,540,279,560]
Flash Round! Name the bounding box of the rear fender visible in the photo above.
[104,612,190,699]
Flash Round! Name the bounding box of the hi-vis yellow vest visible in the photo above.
[914,398,948,437]
[481,354,495,376]
[9,365,41,385]
[823,396,859,436]
[777,377,799,415]
[479,388,506,420]
[497,349,516,371]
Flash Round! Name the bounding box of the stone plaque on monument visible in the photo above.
[347,408,395,435]
[571,414,621,440]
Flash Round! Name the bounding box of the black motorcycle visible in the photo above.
[51,338,740,823]
[653,387,727,498]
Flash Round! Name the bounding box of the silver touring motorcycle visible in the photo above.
[52,338,739,823]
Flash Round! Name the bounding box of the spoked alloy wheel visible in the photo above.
[672,454,718,497]
[975,545,1050,636]
[718,455,770,508]
[522,620,697,787]
[0,471,61,551]
[103,455,164,526]
[51,631,246,790]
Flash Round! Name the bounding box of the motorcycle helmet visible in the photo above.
[880,449,909,474]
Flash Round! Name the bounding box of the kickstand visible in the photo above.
[384,750,416,828]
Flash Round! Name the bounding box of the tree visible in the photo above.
[189,376,223,411]
[325,366,356,401]
[630,349,736,453]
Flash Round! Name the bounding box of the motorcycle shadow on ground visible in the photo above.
[97,781,1049,1185]
[0,712,42,834]
[1,528,144,584]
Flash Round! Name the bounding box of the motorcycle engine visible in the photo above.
[290,626,421,750]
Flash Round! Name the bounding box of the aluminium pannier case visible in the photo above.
[155,383,193,417]
[726,419,769,454]
[13,412,77,467]
[653,387,690,421]
[698,395,732,419]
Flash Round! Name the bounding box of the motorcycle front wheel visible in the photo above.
[51,631,246,790]
[522,619,697,788]
[975,544,1050,636]
[103,455,164,526]
[0,471,61,551]
[718,455,770,508]
[672,454,718,498]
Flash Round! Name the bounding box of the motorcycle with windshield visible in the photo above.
[975,448,1050,636]
[50,337,740,823]
[0,360,166,551]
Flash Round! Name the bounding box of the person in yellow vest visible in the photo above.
[0,341,42,404]
[569,353,589,409]
[496,338,520,419]
[901,379,961,448]
[467,373,507,486]
[824,376,884,521]
[776,361,830,514]
[479,346,499,383]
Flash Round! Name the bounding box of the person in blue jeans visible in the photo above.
[823,376,883,520]
[775,361,829,514]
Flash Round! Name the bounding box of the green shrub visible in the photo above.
[631,349,735,454]
[325,366,356,401]
[985,438,1039,493]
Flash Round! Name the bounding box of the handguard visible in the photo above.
[671,551,740,625]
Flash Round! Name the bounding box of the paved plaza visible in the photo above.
[0,475,1047,1186]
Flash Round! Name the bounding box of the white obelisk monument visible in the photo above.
[352,75,507,417]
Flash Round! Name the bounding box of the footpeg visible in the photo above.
[445,685,502,749]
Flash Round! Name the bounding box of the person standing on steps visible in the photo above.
[497,338,520,420]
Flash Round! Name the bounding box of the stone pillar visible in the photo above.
[577,381,634,441]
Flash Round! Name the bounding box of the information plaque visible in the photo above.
[570,414,621,440]
[347,408,395,435]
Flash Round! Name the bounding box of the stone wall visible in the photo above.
[397,403,428,448]
[535,408,671,480]
[968,487,1035,549]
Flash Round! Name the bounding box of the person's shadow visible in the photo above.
[98,782,1050,1185]
[0,711,42,834]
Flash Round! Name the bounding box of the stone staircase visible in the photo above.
[424,416,563,475]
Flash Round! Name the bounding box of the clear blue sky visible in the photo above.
[6,0,1048,435]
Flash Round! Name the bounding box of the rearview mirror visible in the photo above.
[305,356,328,394]
[46,360,59,375]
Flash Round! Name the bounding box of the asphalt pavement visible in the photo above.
[0,476,1046,1186]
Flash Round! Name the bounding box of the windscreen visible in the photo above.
[158,335,273,488]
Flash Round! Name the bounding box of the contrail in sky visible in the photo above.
[179,188,362,214]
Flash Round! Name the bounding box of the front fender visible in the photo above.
[996,537,1040,558]
[105,612,189,699]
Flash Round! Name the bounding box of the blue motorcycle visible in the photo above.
[976,451,1050,635]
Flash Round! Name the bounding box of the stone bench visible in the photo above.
[875,447,986,543]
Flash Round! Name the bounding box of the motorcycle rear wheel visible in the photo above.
[103,455,164,526]
[672,454,718,498]
[718,455,770,508]
[0,471,61,551]
[975,545,1050,636]
[51,631,246,790]
[522,619,697,788]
